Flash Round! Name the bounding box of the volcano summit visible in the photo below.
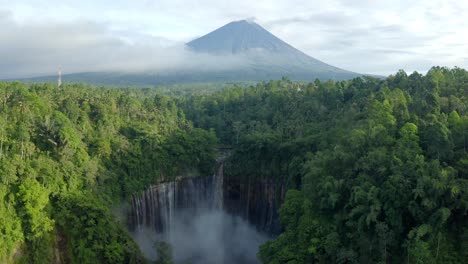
[21,20,360,85]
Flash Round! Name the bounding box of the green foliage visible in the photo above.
[0,66,466,263]
[17,178,54,240]
[179,67,468,263]
[0,186,23,261]
[54,193,145,264]
[0,82,217,262]
[155,241,174,264]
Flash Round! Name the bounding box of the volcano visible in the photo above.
[19,20,360,85]
[185,19,359,81]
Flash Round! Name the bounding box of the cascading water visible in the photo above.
[129,164,223,233]
[128,163,269,264]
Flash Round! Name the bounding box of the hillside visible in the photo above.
[187,19,358,79]
[18,20,360,85]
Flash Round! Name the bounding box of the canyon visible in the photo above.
[127,163,285,263]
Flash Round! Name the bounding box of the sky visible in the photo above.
[0,0,467,78]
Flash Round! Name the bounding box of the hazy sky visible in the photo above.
[1,0,467,78]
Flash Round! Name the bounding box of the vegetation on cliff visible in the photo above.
[0,82,217,263]
[0,66,466,263]
[179,67,468,263]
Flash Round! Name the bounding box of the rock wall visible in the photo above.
[223,175,285,234]
[128,163,284,235]
[128,164,223,232]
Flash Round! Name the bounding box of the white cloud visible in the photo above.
[0,0,466,77]
[0,12,249,78]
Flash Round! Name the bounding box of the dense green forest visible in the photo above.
[0,66,467,263]
[179,67,468,263]
[0,82,217,263]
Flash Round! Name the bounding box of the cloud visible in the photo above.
[258,0,467,74]
[264,11,354,28]
[373,49,419,55]
[0,11,248,78]
[0,0,467,77]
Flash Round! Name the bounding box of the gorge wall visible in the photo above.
[223,175,285,234]
[127,163,285,263]
[128,164,224,233]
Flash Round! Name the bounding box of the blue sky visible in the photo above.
[0,0,467,78]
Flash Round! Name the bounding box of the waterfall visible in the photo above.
[127,162,276,264]
[214,163,224,210]
[128,165,224,233]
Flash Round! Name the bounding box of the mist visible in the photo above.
[132,208,270,264]
[0,10,248,79]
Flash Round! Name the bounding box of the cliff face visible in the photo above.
[223,175,285,234]
[128,163,284,235]
[128,166,223,232]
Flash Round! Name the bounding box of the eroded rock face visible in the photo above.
[128,163,284,235]
[127,164,280,264]
[223,176,285,235]
[128,165,223,233]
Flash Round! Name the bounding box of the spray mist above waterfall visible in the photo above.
[128,163,270,264]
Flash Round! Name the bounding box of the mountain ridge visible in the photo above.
[14,20,361,85]
[187,20,298,54]
[186,20,353,74]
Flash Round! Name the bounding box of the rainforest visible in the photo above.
[0,67,467,264]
